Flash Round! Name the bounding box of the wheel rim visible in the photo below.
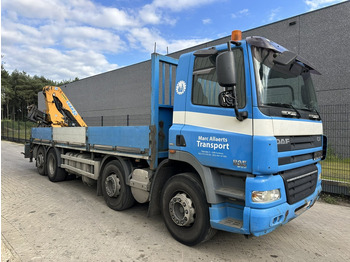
[48,155,55,175]
[37,153,44,168]
[105,174,121,197]
[169,193,195,227]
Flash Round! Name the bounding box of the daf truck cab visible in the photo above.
[164,31,325,242]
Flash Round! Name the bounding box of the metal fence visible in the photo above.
[2,104,349,195]
[1,119,34,144]
[319,104,350,196]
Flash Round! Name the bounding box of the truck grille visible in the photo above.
[276,135,322,166]
[276,135,322,152]
[280,164,318,204]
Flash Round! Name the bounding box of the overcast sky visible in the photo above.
[1,0,347,81]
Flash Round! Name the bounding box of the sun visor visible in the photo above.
[246,36,280,52]
[296,55,321,75]
[247,36,321,75]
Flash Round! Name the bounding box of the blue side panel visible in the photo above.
[150,53,178,168]
[253,135,279,175]
[210,203,250,234]
[158,107,172,153]
[181,125,253,172]
[87,126,150,151]
[31,127,52,140]
[169,43,254,172]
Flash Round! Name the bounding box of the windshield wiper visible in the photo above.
[263,102,301,118]
[300,107,321,120]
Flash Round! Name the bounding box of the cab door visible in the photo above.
[180,47,253,173]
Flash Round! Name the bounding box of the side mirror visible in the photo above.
[218,91,235,107]
[216,51,236,87]
[216,48,248,121]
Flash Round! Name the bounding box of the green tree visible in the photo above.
[1,64,13,119]
[1,63,74,121]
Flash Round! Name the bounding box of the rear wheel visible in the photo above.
[36,146,46,175]
[47,149,67,182]
[101,160,135,211]
[161,173,216,246]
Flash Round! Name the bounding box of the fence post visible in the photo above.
[12,119,14,141]
[18,119,20,142]
[101,116,104,126]
[25,120,27,142]
[127,115,129,126]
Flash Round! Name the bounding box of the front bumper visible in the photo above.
[210,182,322,236]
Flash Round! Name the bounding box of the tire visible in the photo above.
[161,173,216,246]
[101,160,135,211]
[36,146,46,176]
[47,149,67,182]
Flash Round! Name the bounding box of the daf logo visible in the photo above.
[277,138,290,145]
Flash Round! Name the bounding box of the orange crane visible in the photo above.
[28,86,87,127]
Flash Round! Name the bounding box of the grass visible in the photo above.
[320,192,350,206]
[321,157,350,184]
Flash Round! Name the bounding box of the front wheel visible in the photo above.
[161,173,216,246]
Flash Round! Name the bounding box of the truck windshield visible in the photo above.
[252,47,318,115]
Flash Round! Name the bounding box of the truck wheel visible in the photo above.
[36,146,46,176]
[161,173,216,246]
[101,160,135,211]
[47,149,67,182]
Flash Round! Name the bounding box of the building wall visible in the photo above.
[40,60,153,126]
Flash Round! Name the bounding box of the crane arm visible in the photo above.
[28,86,87,127]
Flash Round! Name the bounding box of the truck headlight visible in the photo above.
[252,189,281,203]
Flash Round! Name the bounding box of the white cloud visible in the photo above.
[152,0,217,12]
[127,27,211,54]
[138,4,162,24]
[127,27,167,53]
[1,18,56,47]
[304,0,347,10]
[232,8,249,19]
[1,0,137,81]
[2,45,118,81]
[269,7,281,21]
[2,0,67,20]
[202,18,212,25]
[167,38,212,54]
[138,0,217,25]
[61,27,126,53]
[72,5,137,28]
[1,0,217,81]
[239,9,249,15]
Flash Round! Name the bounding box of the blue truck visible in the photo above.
[24,31,327,246]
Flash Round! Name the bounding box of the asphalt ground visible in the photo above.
[1,140,350,261]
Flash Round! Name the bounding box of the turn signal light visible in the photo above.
[231,30,242,41]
